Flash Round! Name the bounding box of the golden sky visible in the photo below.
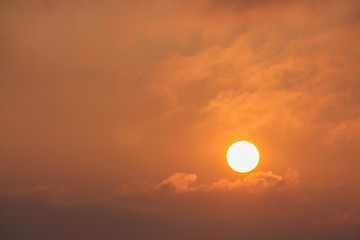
[1,0,360,239]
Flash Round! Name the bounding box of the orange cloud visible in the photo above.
[119,168,299,195]
[155,172,198,193]
[206,168,299,193]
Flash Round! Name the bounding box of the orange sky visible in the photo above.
[1,0,360,239]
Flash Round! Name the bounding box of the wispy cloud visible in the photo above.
[155,172,198,193]
[119,168,300,195]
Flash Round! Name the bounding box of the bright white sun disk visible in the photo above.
[226,141,260,173]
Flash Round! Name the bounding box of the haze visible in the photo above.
[1,0,359,239]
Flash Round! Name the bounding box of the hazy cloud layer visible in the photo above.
[119,169,299,195]
[1,0,360,239]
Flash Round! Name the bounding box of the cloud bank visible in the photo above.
[120,168,299,195]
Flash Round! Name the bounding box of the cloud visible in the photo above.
[206,168,299,193]
[155,172,198,193]
[328,118,360,143]
[205,171,283,193]
[119,168,299,195]
[0,0,359,239]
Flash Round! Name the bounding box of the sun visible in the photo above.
[226,141,260,173]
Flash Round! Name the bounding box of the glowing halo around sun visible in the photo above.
[226,141,260,173]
